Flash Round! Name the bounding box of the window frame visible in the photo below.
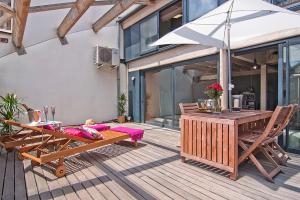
[0,0,13,34]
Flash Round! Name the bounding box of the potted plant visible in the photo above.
[0,93,24,135]
[205,83,223,113]
[118,93,127,123]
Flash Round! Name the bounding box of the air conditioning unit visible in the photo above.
[94,46,119,69]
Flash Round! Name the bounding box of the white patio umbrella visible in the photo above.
[151,0,300,111]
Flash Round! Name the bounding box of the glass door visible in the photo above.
[144,68,175,128]
[286,39,300,153]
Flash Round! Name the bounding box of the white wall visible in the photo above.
[0,2,122,125]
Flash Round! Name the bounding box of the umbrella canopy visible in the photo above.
[151,0,300,49]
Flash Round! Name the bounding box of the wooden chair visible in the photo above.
[252,104,298,165]
[238,105,293,182]
[179,102,199,114]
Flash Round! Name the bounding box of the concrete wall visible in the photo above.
[0,2,122,125]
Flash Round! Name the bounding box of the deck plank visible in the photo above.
[15,153,27,200]
[2,151,15,200]
[0,147,8,198]
[1,123,300,200]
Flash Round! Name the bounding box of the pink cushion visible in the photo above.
[81,124,110,132]
[110,127,144,141]
[64,127,84,137]
[63,127,103,140]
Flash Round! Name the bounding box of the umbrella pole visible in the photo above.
[227,24,232,112]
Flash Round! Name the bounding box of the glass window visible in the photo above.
[187,0,218,22]
[159,1,183,38]
[0,0,12,33]
[288,44,300,150]
[124,23,140,60]
[140,15,158,54]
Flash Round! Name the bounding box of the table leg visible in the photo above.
[181,156,186,163]
[230,170,238,180]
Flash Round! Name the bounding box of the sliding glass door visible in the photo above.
[144,55,219,129]
[286,39,300,153]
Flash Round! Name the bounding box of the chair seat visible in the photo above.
[239,131,276,145]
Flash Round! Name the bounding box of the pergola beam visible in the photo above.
[57,0,96,40]
[92,0,138,33]
[12,0,31,52]
[29,0,118,13]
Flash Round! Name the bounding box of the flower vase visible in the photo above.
[213,98,222,113]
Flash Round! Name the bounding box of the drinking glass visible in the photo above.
[43,106,48,122]
[51,106,56,121]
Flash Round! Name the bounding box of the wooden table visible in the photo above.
[180,110,273,180]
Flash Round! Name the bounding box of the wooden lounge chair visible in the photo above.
[0,119,131,177]
[238,105,293,182]
[179,102,199,114]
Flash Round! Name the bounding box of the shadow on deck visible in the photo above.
[0,123,300,200]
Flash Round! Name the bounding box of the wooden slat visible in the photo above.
[29,0,117,13]
[184,119,188,154]
[57,0,96,39]
[222,125,229,166]
[192,120,197,156]
[12,0,31,49]
[201,122,206,159]
[196,121,202,158]
[217,123,223,164]
[188,120,193,155]
[92,0,137,32]
[211,122,217,162]
[229,125,235,168]
[180,118,185,154]
[206,122,212,161]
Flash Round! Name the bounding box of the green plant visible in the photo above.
[118,93,127,116]
[0,93,24,134]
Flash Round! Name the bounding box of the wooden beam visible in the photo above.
[12,0,31,50]
[29,0,118,13]
[0,2,14,15]
[57,0,96,40]
[122,0,172,29]
[0,13,13,27]
[92,0,137,33]
[136,0,155,5]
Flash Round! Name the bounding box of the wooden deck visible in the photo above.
[0,123,300,200]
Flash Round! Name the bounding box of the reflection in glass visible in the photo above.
[124,24,140,60]
[289,44,300,149]
[145,59,218,128]
[140,15,158,54]
[174,61,217,128]
[159,1,183,38]
[187,0,218,22]
[145,68,173,127]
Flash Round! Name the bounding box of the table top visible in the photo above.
[26,121,62,127]
[181,110,273,125]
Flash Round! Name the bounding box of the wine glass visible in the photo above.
[43,106,48,122]
[51,106,56,122]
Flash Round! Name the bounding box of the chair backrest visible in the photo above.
[265,105,293,139]
[271,104,298,138]
[179,103,199,114]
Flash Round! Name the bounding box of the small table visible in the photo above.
[180,110,273,180]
